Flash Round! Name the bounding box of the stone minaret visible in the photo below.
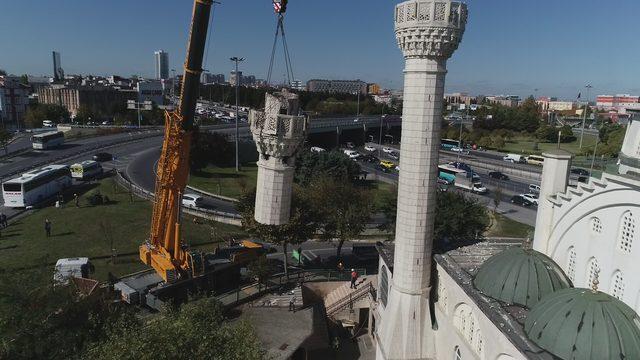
[377,1,467,359]
[249,90,308,225]
[618,118,640,176]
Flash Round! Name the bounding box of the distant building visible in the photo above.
[367,83,381,95]
[597,94,640,111]
[306,79,367,95]
[37,85,137,117]
[201,72,225,84]
[486,95,520,107]
[0,76,30,129]
[52,51,64,82]
[26,76,52,92]
[230,71,242,86]
[154,50,169,80]
[137,80,164,105]
[290,80,305,91]
[243,75,256,86]
[445,92,475,107]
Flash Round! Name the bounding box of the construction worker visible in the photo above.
[350,269,358,289]
[44,219,52,237]
[289,294,296,312]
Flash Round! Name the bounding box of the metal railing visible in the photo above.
[325,282,375,316]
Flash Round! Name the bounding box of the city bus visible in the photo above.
[70,160,103,180]
[438,164,467,184]
[32,131,65,150]
[441,139,460,150]
[2,165,72,207]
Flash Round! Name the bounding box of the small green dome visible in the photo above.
[525,288,640,360]
[473,246,571,308]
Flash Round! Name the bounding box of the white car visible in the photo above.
[521,193,539,205]
[310,146,326,153]
[343,150,361,159]
[451,147,470,155]
[382,147,394,154]
[472,183,488,194]
[529,184,541,194]
[364,145,376,152]
[182,194,204,208]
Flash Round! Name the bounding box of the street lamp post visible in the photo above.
[378,103,385,157]
[579,84,593,149]
[230,56,245,172]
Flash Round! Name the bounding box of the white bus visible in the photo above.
[70,160,103,180]
[32,131,65,150]
[2,165,72,207]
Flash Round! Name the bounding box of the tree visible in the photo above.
[378,189,490,249]
[190,127,234,174]
[308,176,373,258]
[0,69,6,76]
[0,127,11,155]
[84,297,265,360]
[295,149,361,186]
[491,136,505,149]
[74,105,95,125]
[238,186,318,279]
[24,104,70,128]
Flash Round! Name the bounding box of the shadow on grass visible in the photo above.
[52,231,75,237]
[191,170,243,180]
[0,245,18,251]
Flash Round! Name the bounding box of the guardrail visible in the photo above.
[185,185,239,203]
[114,171,242,226]
[325,282,375,317]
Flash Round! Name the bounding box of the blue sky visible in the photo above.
[1,0,638,100]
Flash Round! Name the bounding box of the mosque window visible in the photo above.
[379,265,389,307]
[586,258,600,287]
[618,211,636,254]
[591,217,603,235]
[476,337,484,356]
[612,271,625,300]
[566,247,577,282]
[454,304,483,358]
[454,346,462,360]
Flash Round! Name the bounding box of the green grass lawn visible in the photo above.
[189,163,258,199]
[0,177,246,281]
[485,212,534,238]
[500,133,598,156]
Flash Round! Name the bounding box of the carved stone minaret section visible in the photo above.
[250,90,308,225]
[619,119,640,176]
[377,2,467,360]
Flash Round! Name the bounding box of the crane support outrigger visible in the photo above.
[139,0,214,283]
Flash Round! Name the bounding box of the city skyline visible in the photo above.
[1,0,638,99]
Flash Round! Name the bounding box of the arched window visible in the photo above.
[454,346,462,360]
[591,217,603,235]
[618,211,636,254]
[586,258,600,287]
[379,265,389,307]
[566,247,577,282]
[612,271,625,300]
[454,304,483,358]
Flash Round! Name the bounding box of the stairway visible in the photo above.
[323,276,376,316]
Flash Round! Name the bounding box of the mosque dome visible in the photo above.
[524,288,640,360]
[473,246,571,308]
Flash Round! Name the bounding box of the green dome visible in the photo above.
[525,288,640,360]
[473,246,571,308]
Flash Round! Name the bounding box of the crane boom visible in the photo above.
[140,0,214,283]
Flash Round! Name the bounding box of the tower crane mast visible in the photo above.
[139,0,214,283]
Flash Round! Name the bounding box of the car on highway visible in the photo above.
[42,120,55,127]
[510,195,534,207]
[529,184,541,194]
[182,194,204,208]
[521,193,539,205]
[571,168,590,177]
[364,145,376,152]
[382,147,394,154]
[343,149,360,160]
[310,146,326,153]
[503,154,525,163]
[451,146,470,155]
[388,152,400,160]
[353,118,360,123]
[379,160,395,170]
[488,171,510,181]
[93,152,113,162]
[359,154,380,163]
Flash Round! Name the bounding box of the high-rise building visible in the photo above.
[230,71,242,86]
[52,51,64,82]
[154,50,169,80]
[306,79,367,95]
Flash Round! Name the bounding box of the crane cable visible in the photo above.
[267,0,295,86]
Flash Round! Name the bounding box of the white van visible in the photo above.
[503,154,525,163]
[42,120,54,128]
[529,184,541,194]
[343,149,361,160]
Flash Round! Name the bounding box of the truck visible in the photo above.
[453,172,488,194]
[503,153,525,163]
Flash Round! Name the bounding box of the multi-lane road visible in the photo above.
[0,119,541,227]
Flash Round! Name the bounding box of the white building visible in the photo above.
[137,80,164,105]
[154,50,169,80]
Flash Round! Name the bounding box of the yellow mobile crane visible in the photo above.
[139,0,214,283]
